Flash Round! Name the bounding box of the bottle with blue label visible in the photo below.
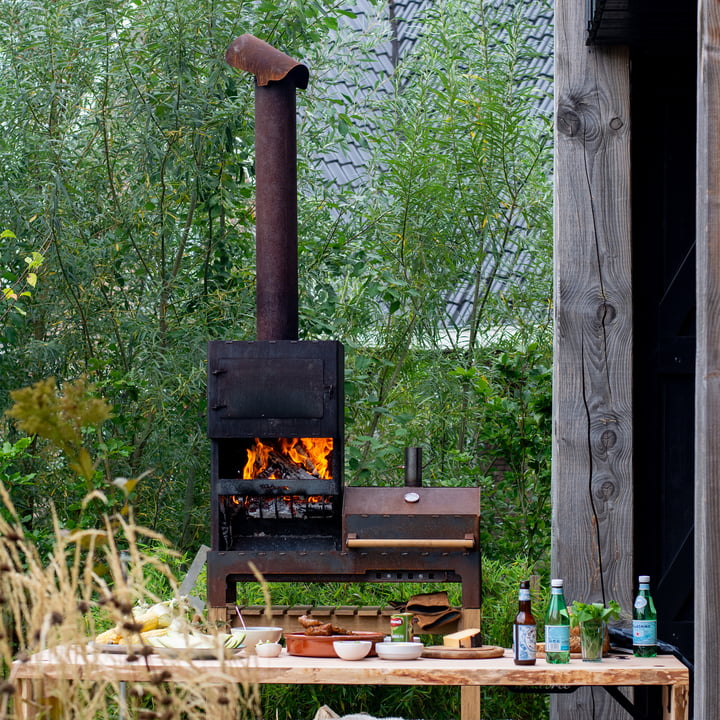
[544,578,570,663]
[633,575,657,657]
[513,580,536,665]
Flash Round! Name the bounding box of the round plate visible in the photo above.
[421,645,505,659]
[151,645,244,660]
[284,631,385,657]
[88,642,149,655]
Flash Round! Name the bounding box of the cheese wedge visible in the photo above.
[443,628,482,648]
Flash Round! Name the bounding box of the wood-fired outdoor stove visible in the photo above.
[206,36,481,622]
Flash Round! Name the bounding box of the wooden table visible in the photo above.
[11,646,690,720]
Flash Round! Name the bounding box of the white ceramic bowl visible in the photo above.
[231,626,283,652]
[254,641,283,658]
[333,640,372,661]
[375,642,424,661]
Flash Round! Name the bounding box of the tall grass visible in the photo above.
[0,487,260,720]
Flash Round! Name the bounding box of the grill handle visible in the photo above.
[345,534,475,549]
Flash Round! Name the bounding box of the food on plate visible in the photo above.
[94,599,190,646]
[297,615,349,636]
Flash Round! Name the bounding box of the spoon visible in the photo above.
[235,606,247,631]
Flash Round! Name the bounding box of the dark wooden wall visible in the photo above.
[631,42,697,660]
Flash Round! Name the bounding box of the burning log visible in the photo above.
[252,449,318,480]
[243,438,332,480]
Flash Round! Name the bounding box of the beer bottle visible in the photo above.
[633,575,657,657]
[544,578,570,663]
[513,580,536,665]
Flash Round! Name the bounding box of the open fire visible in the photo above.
[241,437,333,480]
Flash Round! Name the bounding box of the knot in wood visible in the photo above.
[599,429,617,451]
[557,105,582,137]
[593,477,617,502]
[596,300,617,325]
[609,116,624,130]
[557,93,603,145]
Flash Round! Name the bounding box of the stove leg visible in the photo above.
[460,607,482,720]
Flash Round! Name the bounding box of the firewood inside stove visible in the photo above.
[254,448,320,480]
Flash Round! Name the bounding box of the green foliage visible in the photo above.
[0,1,553,714]
[0,0,552,560]
[570,600,622,627]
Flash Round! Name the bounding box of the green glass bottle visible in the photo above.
[544,578,570,663]
[633,575,657,657]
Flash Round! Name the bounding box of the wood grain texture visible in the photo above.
[11,647,690,687]
[12,649,689,720]
[554,1,633,717]
[696,3,720,720]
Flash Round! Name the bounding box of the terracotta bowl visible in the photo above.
[284,631,385,657]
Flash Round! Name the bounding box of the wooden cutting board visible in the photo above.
[422,645,506,659]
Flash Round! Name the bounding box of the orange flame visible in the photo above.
[242,438,333,479]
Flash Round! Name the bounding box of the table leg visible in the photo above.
[13,678,34,720]
[662,682,690,720]
[460,607,482,720]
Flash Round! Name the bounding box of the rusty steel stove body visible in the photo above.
[207,36,481,619]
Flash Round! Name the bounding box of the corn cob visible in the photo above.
[95,627,123,645]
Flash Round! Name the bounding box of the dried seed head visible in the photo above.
[159,695,173,706]
[4,531,20,543]
[218,694,230,706]
[0,563,12,573]
[77,601,90,614]
[50,611,63,626]
[137,646,153,658]
[126,652,139,662]
[150,670,172,685]
[122,621,144,633]
[0,681,16,696]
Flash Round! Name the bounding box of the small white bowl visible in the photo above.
[231,626,283,653]
[333,640,372,661]
[375,642,424,661]
[255,641,283,658]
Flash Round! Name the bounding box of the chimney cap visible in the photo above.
[225,34,309,89]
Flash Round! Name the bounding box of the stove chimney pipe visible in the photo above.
[225,35,309,341]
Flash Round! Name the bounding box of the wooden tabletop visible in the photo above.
[11,646,690,689]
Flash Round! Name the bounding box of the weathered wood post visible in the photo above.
[554,0,634,717]
[695,3,720,719]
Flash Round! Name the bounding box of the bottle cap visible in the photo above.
[551,578,564,587]
[639,575,650,583]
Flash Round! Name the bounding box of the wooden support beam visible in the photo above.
[554,0,634,717]
[695,4,720,719]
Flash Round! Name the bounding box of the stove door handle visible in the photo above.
[345,535,475,549]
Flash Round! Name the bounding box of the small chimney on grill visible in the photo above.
[225,35,309,341]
